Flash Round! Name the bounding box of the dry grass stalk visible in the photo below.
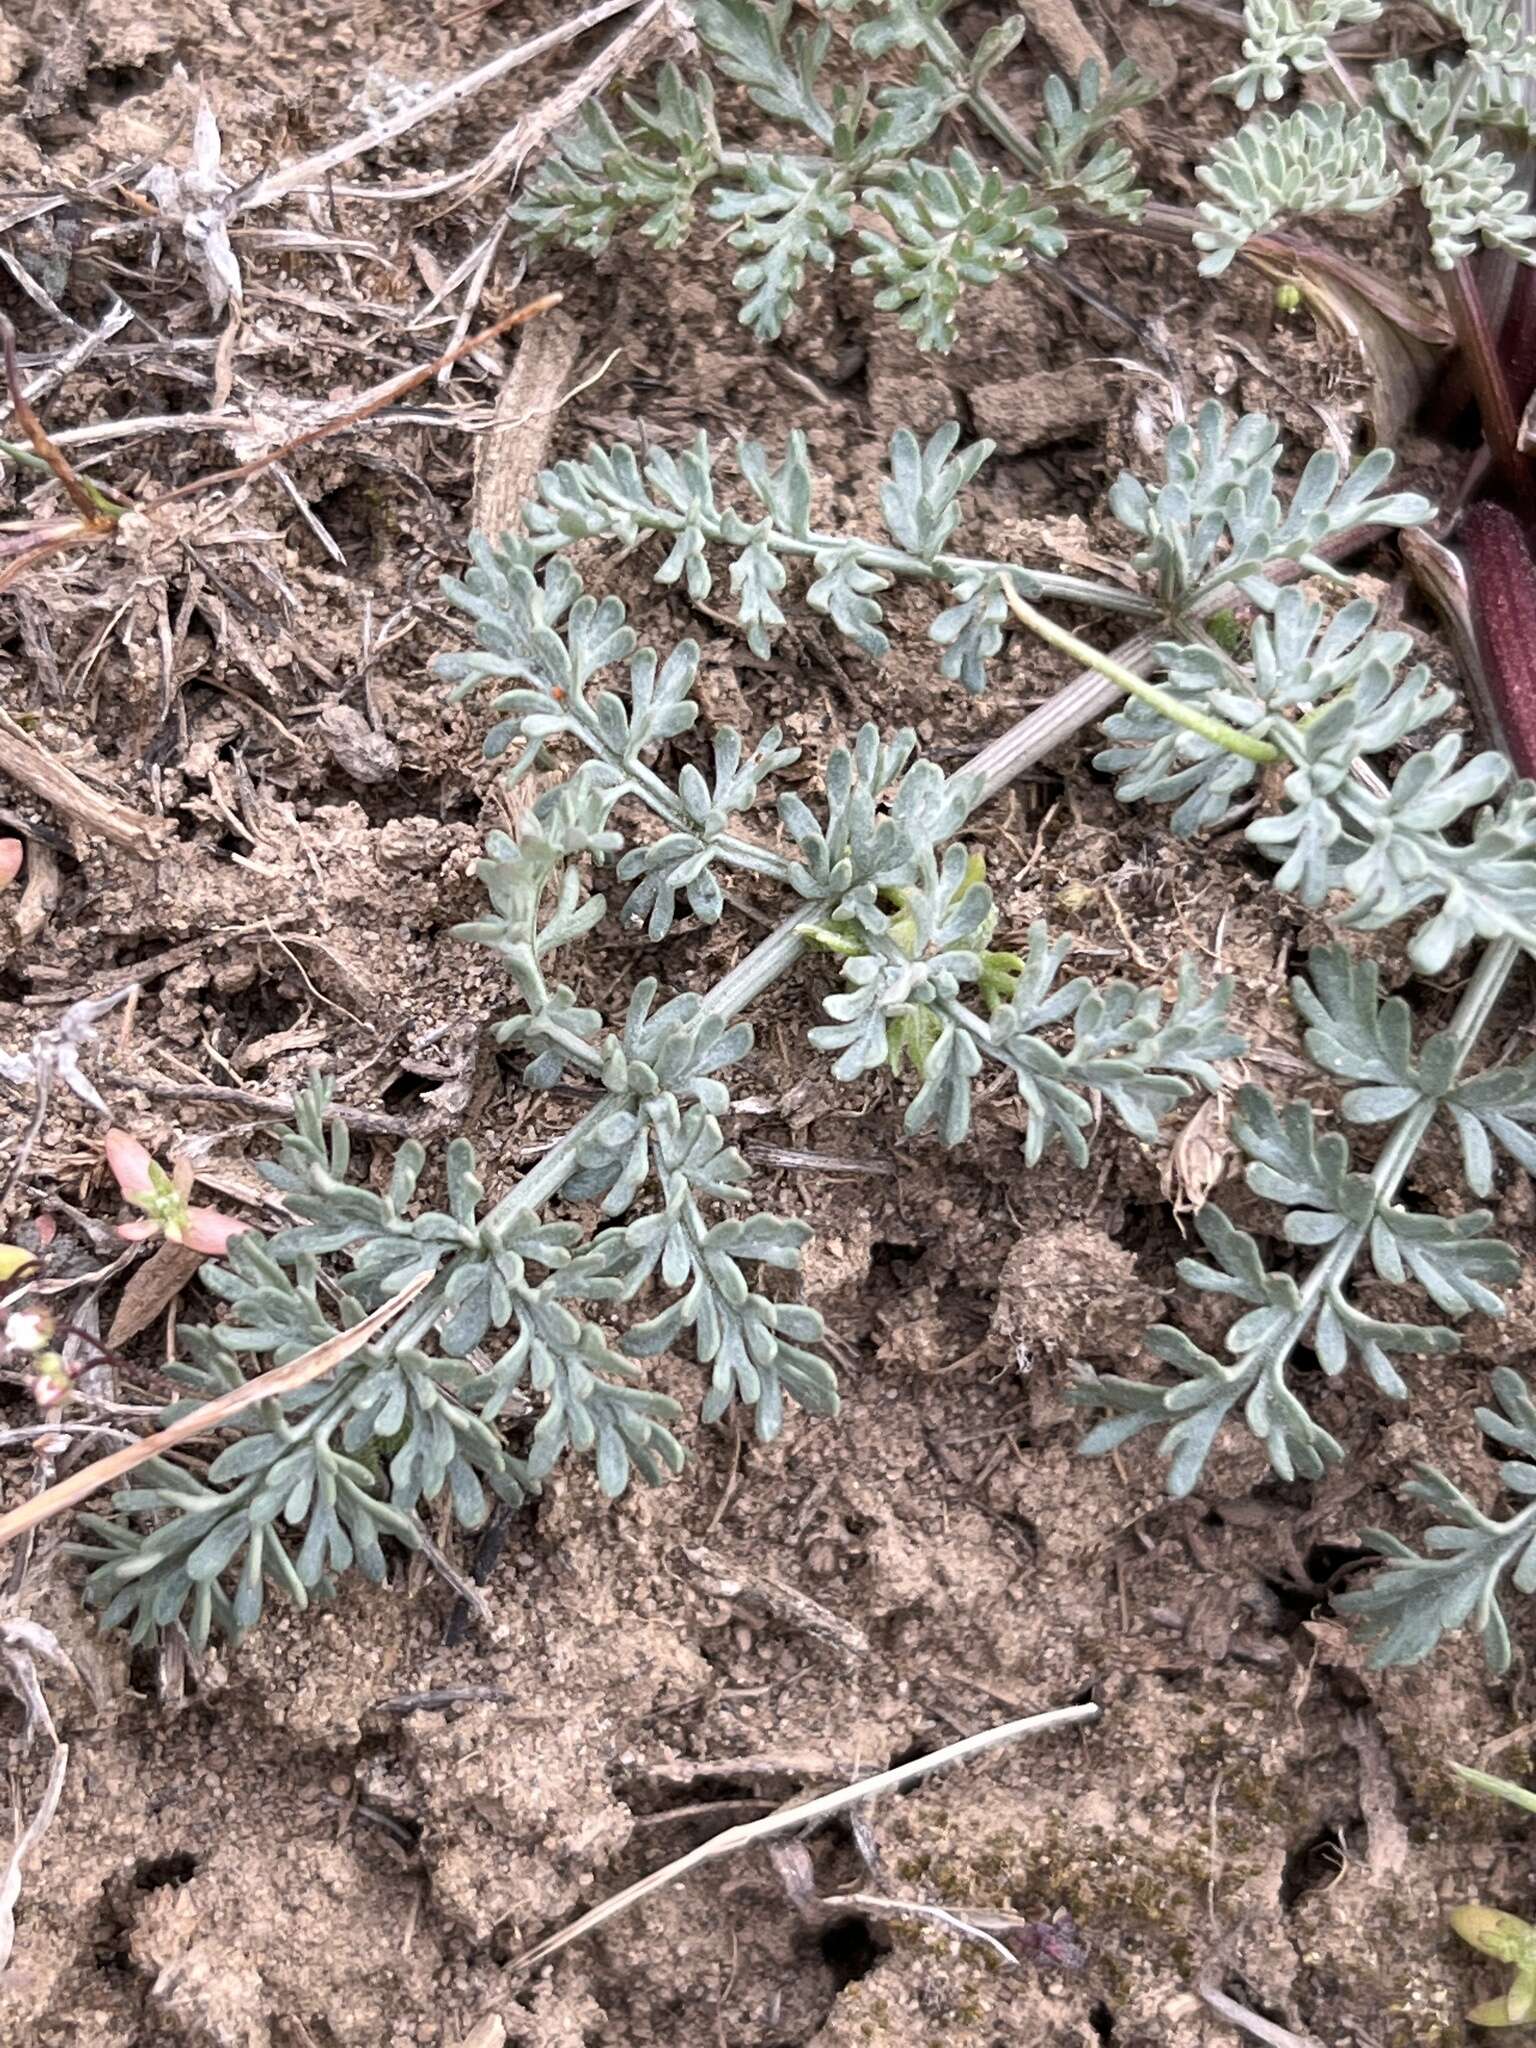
[455,0,684,206]
[236,0,647,211]
[0,1742,66,1972]
[0,294,563,597]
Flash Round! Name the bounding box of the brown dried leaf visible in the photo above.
[1160,1093,1231,1218]
[12,838,58,946]
[107,1241,208,1349]
[473,309,583,541]
[1252,255,1444,441]
[316,704,401,785]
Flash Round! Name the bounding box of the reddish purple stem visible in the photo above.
[1499,263,1536,421]
[1458,501,1536,780]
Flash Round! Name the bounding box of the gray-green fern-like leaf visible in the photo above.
[1074,947,1523,1495]
[1106,401,1434,611]
[1216,0,1384,110]
[438,542,801,936]
[1034,61,1152,216]
[853,149,1064,352]
[66,969,839,1641]
[1192,103,1401,274]
[1375,57,1536,264]
[1336,1367,1536,1671]
[696,0,837,142]
[510,65,719,253]
[1097,589,1422,835]
[519,421,1148,686]
[803,840,1242,1158]
[712,158,852,339]
[781,723,976,929]
[509,0,1153,347]
[1093,452,1536,978]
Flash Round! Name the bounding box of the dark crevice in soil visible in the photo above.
[818,1914,888,1987]
[1088,1997,1116,2041]
[884,1735,939,1789]
[131,1851,197,1891]
[1279,1819,1364,1910]
[868,1239,924,1289]
[1304,1541,1376,1593]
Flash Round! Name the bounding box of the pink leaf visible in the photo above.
[114,1219,159,1243]
[0,840,21,892]
[180,1209,250,1257]
[104,1129,157,1200]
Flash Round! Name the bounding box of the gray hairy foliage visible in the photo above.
[802,841,1242,1158]
[1074,948,1533,1556]
[1186,0,1536,271]
[68,354,1533,1681]
[1337,1367,1536,1672]
[1097,585,1536,977]
[512,0,1149,347]
[514,419,1149,694]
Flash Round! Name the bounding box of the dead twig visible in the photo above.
[0,316,122,523]
[129,1075,456,1140]
[145,292,563,510]
[681,1543,870,1661]
[0,294,562,598]
[24,920,304,1008]
[369,1687,544,1717]
[0,1616,86,1973]
[1197,1969,1326,2048]
[512,1702,1100,1970]
[455,0,682,207]
[0,1272,433,1549]
[0,708,170,861]
[473,310,584,540]
[413,1527,492,1628]
[0,1742,67,1972]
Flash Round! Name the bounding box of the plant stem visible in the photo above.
[911,14,1048,175]
[1438,258,1529,500]
[1001,580,1279,762]
[561,709,798,887]
[1456,503,1536,779]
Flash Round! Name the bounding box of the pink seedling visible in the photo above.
[104,1130,249,1255]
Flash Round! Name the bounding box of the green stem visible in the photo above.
[1002,580,1279,762]
[0,437,127,519]
[912,15,1047,174]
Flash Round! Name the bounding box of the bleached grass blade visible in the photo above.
[514,1702,1099,1970]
